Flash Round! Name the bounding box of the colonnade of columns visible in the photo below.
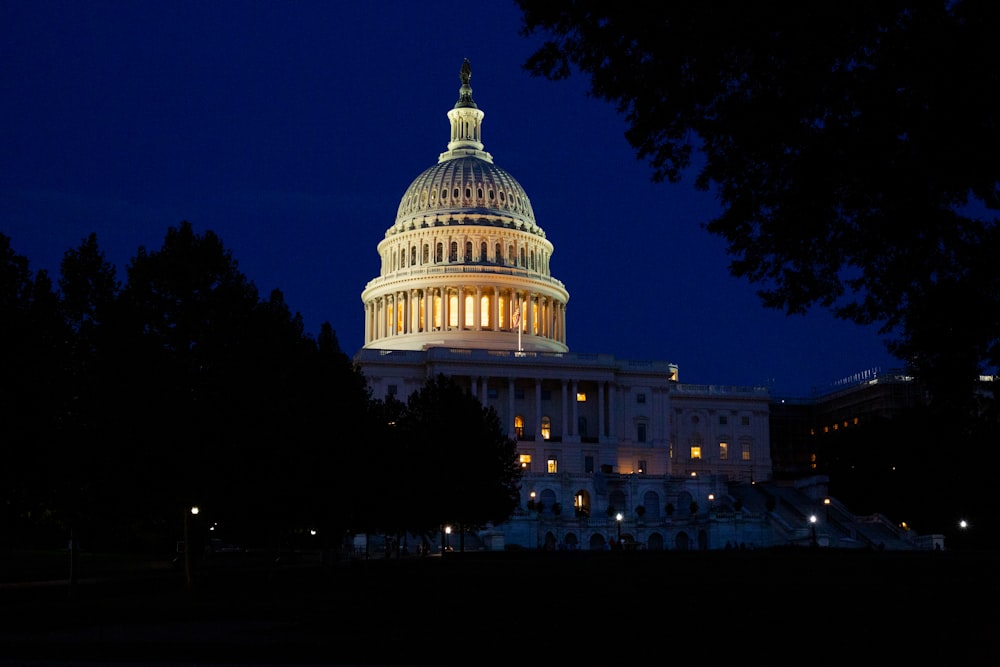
[365,285,567,346]
[461,375,615,444]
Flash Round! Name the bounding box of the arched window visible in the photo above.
[495,243,502,264]
[449,242,458,262]
[410,246,416,266]
[480,241,487,262]
[464,241,472,262]
[422,244,429,264]
[435,243,443,262]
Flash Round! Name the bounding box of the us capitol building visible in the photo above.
[354,61,938,552]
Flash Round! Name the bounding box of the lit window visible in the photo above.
[690,446,702,460]
[547,457,558,474]
[514,415,525,440]
[576,392,587,402]
[519,454,531,469]
[742,442,751,461]
[541,416,551,441]
[719,442,728,460]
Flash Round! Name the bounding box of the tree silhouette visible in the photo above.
[389,375,521,543]
[517,1,1000,415]
[0,234,68,546]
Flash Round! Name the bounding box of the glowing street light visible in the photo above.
[184,505,200,587]
[615,512,623,545]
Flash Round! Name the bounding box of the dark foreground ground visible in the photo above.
[0,547,996,667]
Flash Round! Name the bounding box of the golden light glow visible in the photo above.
[576,392,587,402]
[519,453,531,468]
[690,446,702,460]
[547,457,558,473]
[464,293,474,327]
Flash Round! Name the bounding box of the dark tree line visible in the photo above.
[1,222,521,553]
[516,1,1000,426]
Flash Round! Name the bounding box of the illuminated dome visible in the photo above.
[362,59,569,353]
[392,157,539,235]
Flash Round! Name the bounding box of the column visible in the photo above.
[561,380,569,438]
[608,383,616,441]
[598,381,606,439]
[491,287,500,331]
[457,287,465,330]
[571,380,579,438]
[527,293,535,335]
[535,378,543,441]
[364,301,371,344]
[409,289,418,334]
[508,377,516,440]
[560,302,567,344]
[442,287,450,330]
[474,286,482,331]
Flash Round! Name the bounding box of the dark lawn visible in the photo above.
[0,547,995,666]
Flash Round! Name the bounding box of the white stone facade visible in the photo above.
[355,61,777,550]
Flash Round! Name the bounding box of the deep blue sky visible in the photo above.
[1,1,901,396]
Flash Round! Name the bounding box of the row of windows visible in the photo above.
[519,440,753,475]
[687,413,753,427]
[387,239,549,274]
[689,442,753,461]
[404,184,525,213]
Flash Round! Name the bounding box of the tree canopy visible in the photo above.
[386,375,522,542]
[517,1,1000,416]
[1,224,524,555]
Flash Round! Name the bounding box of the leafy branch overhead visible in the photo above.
[517,1,1000,415]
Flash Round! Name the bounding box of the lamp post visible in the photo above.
[615,512,623,546]
[444,525,452,553]
[184,506,199,587]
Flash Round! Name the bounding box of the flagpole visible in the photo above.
[518,301,523,352]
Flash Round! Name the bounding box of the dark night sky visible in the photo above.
[1,1,901,396]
